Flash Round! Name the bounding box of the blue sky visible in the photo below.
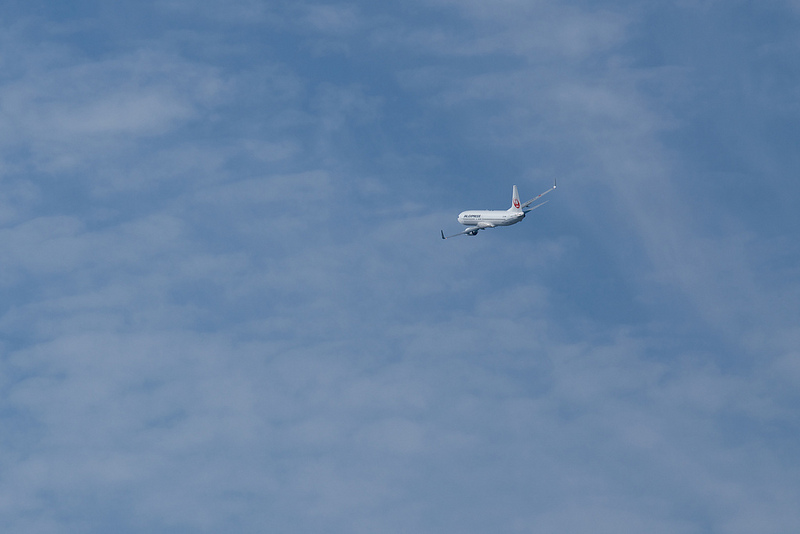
[1,1,799,532]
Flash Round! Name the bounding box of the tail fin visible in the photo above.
[510,185,522,212]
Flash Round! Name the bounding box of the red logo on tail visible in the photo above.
[513,199,520,209]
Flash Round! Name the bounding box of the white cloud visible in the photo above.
[156,0,273,24]
[1,1,799,533]
[302,3,362,35]
[0,48,223,173]
[374,1,629,59]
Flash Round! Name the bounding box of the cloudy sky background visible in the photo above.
[1,1,799,532]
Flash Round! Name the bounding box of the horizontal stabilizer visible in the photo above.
[523,199,549,213]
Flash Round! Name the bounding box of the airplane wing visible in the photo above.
[441,226,481,239]
[521,178,557,211]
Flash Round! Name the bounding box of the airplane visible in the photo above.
[441,179,556,239]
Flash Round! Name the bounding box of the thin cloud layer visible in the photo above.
[1,2,799,533]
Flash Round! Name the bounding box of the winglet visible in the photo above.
[441,230,446,240]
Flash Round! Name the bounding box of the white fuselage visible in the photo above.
[441,182,555,239]
[458,210,525,228]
